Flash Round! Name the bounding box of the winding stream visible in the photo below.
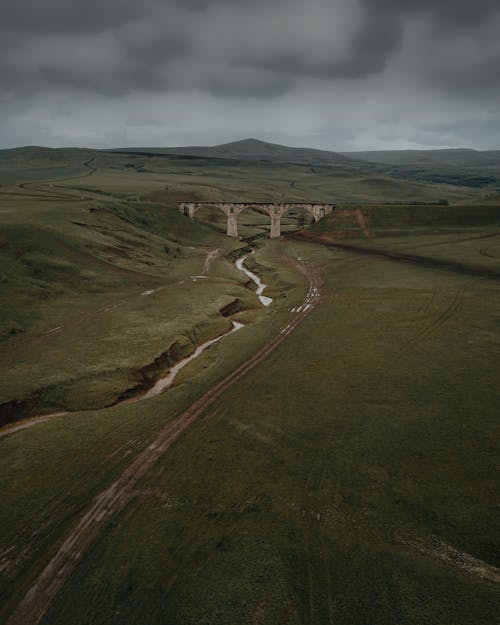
[139,249,271,399]
[235,251,273,306]
[141,321,244,400]
[0,249,273,436]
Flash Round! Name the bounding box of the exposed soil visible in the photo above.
[219,298,244,317]
[202,248,219,275]
[399,535,500,585]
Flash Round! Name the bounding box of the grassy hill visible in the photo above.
[112,140,500,191]
[341,148,500,168]
[4,141,500,194]
[0,144,499,625]
[112,138,369,168]
[2,146,496,423]
[113,139,500,169]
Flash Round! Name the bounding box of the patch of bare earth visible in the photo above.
[203,247,219,275]
[401,536,500,584]
[251,597,267,625]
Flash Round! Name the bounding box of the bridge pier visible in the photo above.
[178,202,335,238]
[220,204,244,238]
[305,203,334,222]
[178,202,198,218]
[265,204,288,238]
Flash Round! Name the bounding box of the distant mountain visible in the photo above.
[340,148,500,168]
[2,141,499,191]
[112,138,371,168]
[112,139,500,170]
[4,141,499,170]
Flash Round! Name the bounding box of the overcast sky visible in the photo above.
[1,0,499,150]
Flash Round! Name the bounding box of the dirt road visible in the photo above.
[289,231,500,282]
[6,260,322,625]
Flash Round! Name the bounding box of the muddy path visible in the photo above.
[202,248,219,275]
[17,157,98,201]
[6,259,322,625]
[0,412,67,439]
[289,231,500,282]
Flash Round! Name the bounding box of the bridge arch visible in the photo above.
[178,202,335,238]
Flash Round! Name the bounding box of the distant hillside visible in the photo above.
[112,138,371,168]
[340,148,500,168]
[0,146,92,167]
[2,141,499,191]
[3,142,500,171]
[110,140,500,190]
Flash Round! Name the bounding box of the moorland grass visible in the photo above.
[31,238,500,625]
[1,149,499,624]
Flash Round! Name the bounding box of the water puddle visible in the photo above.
[235,251,273,306]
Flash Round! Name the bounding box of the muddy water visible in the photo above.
[141,321,244,400]
[235,251,273,306]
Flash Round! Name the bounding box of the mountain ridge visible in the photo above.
[2,138,500,170]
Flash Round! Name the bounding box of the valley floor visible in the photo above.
[0,153,499,624]
[2,231,499,625]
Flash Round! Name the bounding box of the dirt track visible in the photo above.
[6,259,322,625]
[289,231,500,282]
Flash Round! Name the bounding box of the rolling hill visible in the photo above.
[340,148,500,168]
[111,138,371,168]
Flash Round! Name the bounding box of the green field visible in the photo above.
[0,147,499,624]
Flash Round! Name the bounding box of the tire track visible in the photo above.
[17,157,97,201]
[479,243,500,259]
[396,231,500,252]
[289,232,500,282]
[301,459,335,625]
[6,260,323,625]
[397,288,464,355]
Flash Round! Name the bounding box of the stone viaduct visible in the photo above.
[178,202,335,238]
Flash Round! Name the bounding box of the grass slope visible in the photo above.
[0,148,499,624]
[112,138,368,168]
[3,235,497,625]
[340,148,500,168]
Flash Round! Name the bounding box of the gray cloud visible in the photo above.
[2,0,499,96]
[361,0,500,25]
[0,0,149,35]
[38,64,170,97]
[0,0,499,149]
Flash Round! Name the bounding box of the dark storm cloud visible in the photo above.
[1,0,499,98]
[361,0,500,26]
[202,76,295,99]
[38,64,170,97]
[429,53,500,95]
[1,0,149,34]
[120,34,192,65]
[238,14,402,80]
[1,0,499,148]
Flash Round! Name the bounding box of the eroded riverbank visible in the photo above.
[0,250,271,437]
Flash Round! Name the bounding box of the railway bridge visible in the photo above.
[178,202,335,238]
